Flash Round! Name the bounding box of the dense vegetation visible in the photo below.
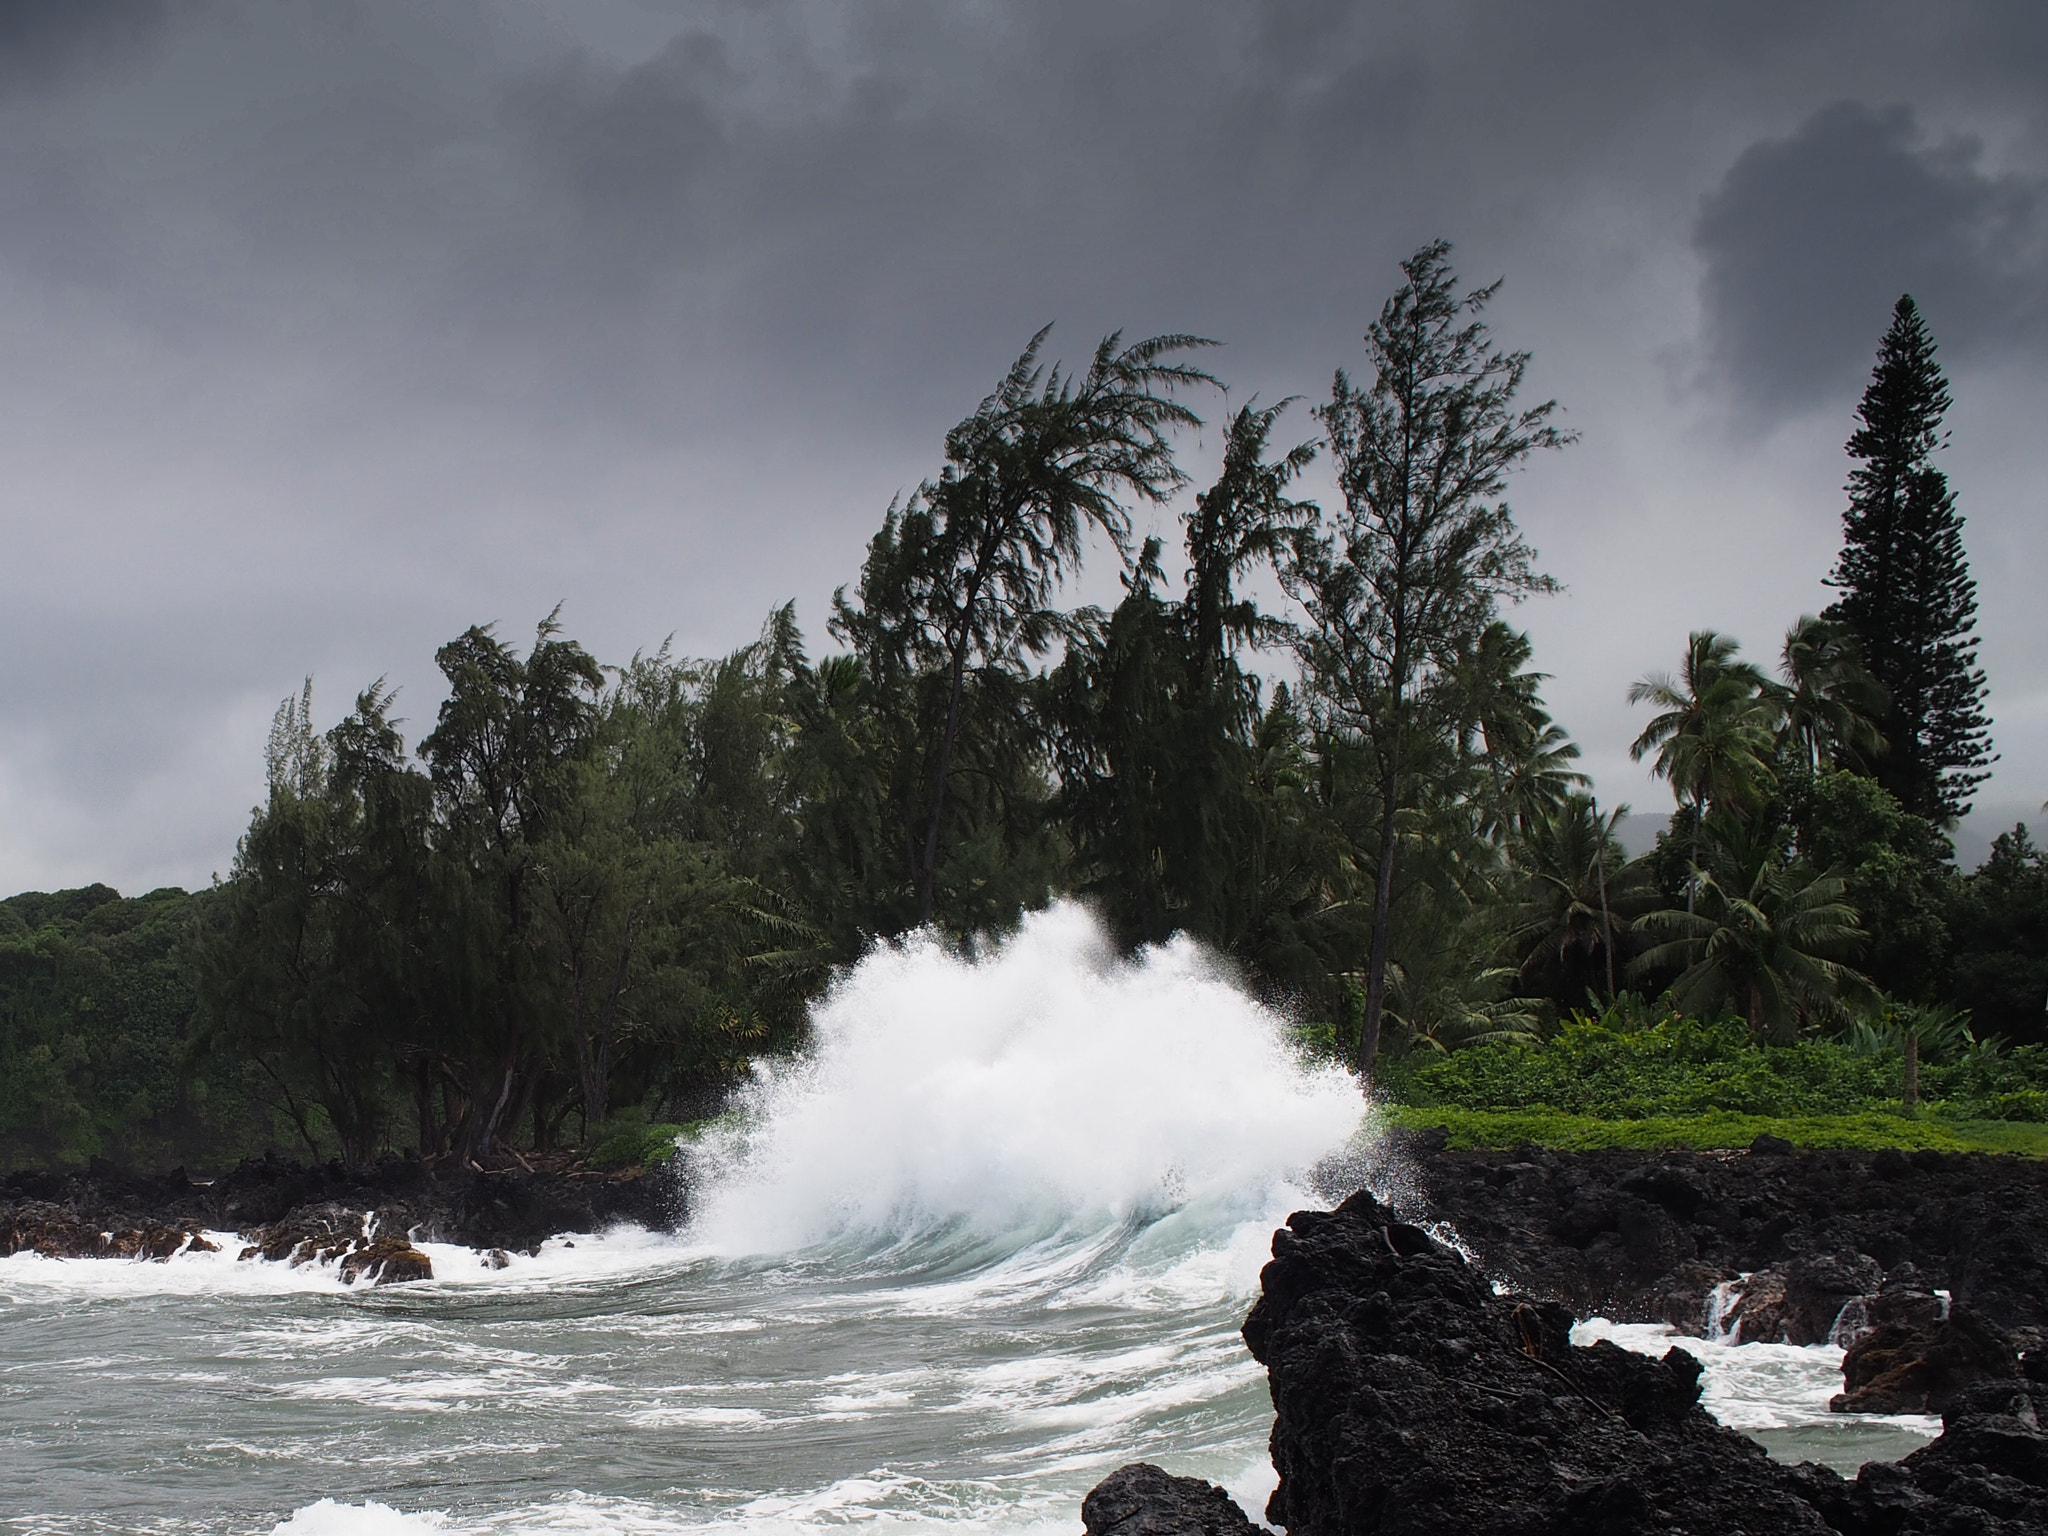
[0,886,292,1166]
[4,248,2039,1169]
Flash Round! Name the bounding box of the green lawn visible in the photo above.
[1382,1103,2048,1156]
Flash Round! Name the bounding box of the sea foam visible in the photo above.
[683,901,1366,1256]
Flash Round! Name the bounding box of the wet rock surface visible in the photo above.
[0,1154,678,1278]
[0,1202,214,1262]
[1388,1138,2048,1347]
[1240,1185,2048,1535]
[1833,1290,2021,1414]
[1794,1378,2048,1534]
[1080,1464,1261,1536]
[1243,1187,1831,1534]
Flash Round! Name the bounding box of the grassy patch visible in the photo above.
[1383,1104,2048,1155]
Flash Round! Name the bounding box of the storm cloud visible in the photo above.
[2,0,2045,892]
[1697,100,2047,416]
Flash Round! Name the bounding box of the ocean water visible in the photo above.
[0,905,1938,1535]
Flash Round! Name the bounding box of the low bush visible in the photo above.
[1377,1016,2048,1125]
[588,1121,699,1170]
[1381,1104,2048,1156]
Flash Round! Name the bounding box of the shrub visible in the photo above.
[589,1122,698,1170]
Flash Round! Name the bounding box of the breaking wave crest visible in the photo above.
[682,901,1368,1266]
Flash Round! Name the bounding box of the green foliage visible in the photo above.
[1631,819,1870,1042]
[1378,1013,2048,1126]
[13,268,2017,1172]
[1284,239,1570,1080]
[1049,399,1319,952]
[192,617,826,1169]
[1382,1104,2048,1155]
[1384,1015,1897,1118]
[588,1119,702,1171]
[1629,630,1778,823]
[829,326,1217,927]
[1946,825,2048,1048]
[0,885,287,1167]
[1781,767,1953,1001]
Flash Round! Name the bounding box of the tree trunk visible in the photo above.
[413,1059,440,1160]
[1903,1031,1920,1113]
[1358,770,1400,1088]
[1597,844,1617,1001]
[570,953,600,1137]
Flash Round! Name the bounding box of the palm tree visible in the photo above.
[1503,792,1643,1008]
[1454,622,1589,837]
[1778,614,1887,772]
[1629,630,1778,907]
[1629,630,1778,815]
[1630,818,1870,1042]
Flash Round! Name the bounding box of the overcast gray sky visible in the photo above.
[3,0,2044,894]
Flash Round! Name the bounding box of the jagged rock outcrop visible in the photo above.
[1242,1188,1831,1535]
[1238,1186,2048,1535]
[1715,1253,1888,1345]
[1080,1464,1261,1536]
[1,1201,216,1261]
[233,1203,437,1285]
[337,1237,435,1285]
[1832,1289,2020,1414]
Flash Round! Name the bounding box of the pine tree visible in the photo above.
[1824,295,1993,823]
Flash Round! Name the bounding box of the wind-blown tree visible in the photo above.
[1181,399,1320,694]
[1285,241,1570,1084]
[1777,614,1886,772]
[1631,817,1870,1043]
[1050,400,1317,947]
[414,616,605,1159]
[1824,295,1993,822]
[528,652,716,1137]
[831,327,1217,927]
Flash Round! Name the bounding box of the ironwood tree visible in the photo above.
[1284,240,1570,1085]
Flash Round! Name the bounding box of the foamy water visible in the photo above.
[1574,1318,1942,1468]
[0,905,1942,1534]
[1,906,1352,1536]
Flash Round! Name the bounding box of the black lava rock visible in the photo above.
[1,1152,681,1265]
[1391,1146,2048,1348]
[1242,1184,2048,1535]
[1243,1188,1830,1535]
[1080,1464,1261,1536]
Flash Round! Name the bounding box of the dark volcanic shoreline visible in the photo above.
[1379,1137,2048,1348]
[2,1154,681,1280]
[1089,1182,2048,1536]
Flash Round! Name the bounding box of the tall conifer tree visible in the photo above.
[1824,295,1993,823]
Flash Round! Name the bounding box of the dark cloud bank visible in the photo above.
[1,0,2044,892]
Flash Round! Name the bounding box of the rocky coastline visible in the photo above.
[1084,1142,2048,1535]
[1381,1136,2048,1349]
[1,1153,680,1284]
